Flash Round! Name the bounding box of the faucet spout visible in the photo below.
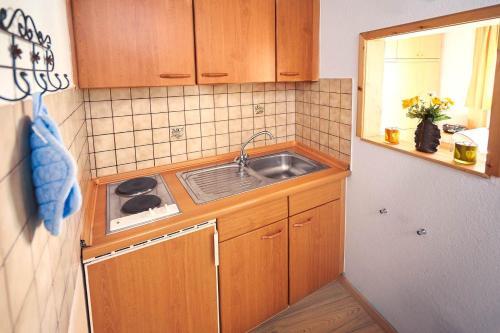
[236,130,274,166]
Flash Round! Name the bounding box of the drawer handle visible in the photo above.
[261,229,283,240]
[293,217,313,227]
[201,73,228,78]
[159,73,191,79]
[280,72,300,76]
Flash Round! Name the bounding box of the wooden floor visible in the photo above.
[250,280,386,333]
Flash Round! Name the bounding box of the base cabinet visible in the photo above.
[219,219,289,332]
[289,201,341,303]
[84,181,344,332]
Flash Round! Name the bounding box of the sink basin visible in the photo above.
[177,151,328,204]
[247,152,325,180]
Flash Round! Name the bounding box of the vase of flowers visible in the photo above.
[402,94,454,153]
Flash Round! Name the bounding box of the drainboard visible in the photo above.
[179,164,263,204]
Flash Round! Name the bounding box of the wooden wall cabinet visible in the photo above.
[85,226,219,333]
[276,0,320,82]
[72,0,320,87]
[72,0,196,88]
[384,34,442,59]
[289,201,341,303]
[194,0,276,84]
[219,219,289,332]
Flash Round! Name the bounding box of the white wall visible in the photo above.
[0,0,74,101]
[320,1,500,332]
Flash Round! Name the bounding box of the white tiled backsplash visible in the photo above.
[85,79,352,177]
[295,79,352,164]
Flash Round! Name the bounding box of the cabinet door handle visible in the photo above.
[293,217,313,227]
[280,72,300,76]
[261,229,283,240]
[159,73,191,79]
[201,73,228,77]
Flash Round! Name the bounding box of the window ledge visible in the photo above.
[361,135,488,178]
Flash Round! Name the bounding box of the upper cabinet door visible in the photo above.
[72,0,196,88]
[276,0,319,82]
[396,35,442,59]
[194,0,276,84]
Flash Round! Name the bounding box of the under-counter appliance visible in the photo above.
[83,220,220,332]
[106,174,180,234]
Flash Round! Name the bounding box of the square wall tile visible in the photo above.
[171,140,187,155]
[111,88,131,100]
[150,98,168,114]
[115,132,135,149]
[168,86,184,97]
[92,118,113,135]
[340,79,352,94]
[112,100,132,116]
[200,95,214,109]
[153,128,170,143]
[169,112,185,127]
[113,116,133,133]
[131,87,150,99]
[184,96,199,110]
[133,114,152,130]
[90,101,112,118]
[151,113,169,128]
[149,87,167,98]
[154,143,170,158]
[136,145,154,161]
[93,134,115,152]
[168,97,184,112]
[89,88,110,101]
[199,85,213,95]
[132,99,151,115]
[95,150,116,168]
[184,85,199,96]
[185,110,201,124]
[134,130,153,146]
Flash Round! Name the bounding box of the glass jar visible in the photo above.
[454,141,477,165]
[385,127,400,144]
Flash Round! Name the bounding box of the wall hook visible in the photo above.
[416,228,427,236]
[379,208,388,214]
[0,7,70,102]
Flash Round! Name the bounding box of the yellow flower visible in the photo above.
[402,99,413,108]
[411,96,419,106]
[445,97,455,106]
[432,97,442,105]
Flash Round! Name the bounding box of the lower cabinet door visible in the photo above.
[219,219,288,332]
[289,201,341,304]
[85,226,219,333]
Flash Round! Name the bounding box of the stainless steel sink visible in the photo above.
[177,151,328,204]
[246,153,324,180]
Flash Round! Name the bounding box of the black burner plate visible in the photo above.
[121,195,162,214]
[116,177,157,196]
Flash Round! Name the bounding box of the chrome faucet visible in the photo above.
[235,130,274,166]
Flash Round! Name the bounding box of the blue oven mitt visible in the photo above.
[30,92,82,235]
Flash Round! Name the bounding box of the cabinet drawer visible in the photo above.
[289,181,341,216]
[218,197,288,241]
